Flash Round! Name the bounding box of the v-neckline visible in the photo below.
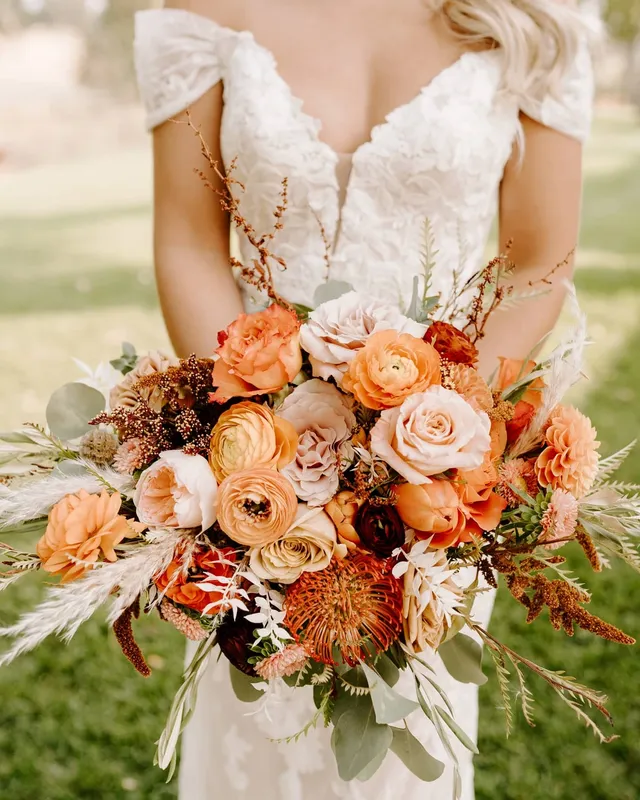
[204,14,495,161]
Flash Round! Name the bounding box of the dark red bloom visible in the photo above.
[217,614,257,676]
[424,321,478,366]
[506,400,536,443]
[356,502,405,558]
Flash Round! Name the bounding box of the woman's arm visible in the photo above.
[152,84,244,358]
[476,113,584,377]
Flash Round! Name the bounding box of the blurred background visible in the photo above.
[0,1,639,798]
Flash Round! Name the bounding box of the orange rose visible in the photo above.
[394,481,470,549]
[216,467,298,546]
[424,321,478,366]
[324,490,363,550]
[209,401,298,482]
[210,304,302,403]
[457,455,508,535]
[37,489,145,583]
[536,405,600,498]
[495,357,545,442]
[342,330,441,410]
[155,547,236,615]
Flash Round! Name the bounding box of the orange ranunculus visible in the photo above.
[210,304,302,403]
[209,401,298,482]
[37,489,145,583]
[536,405,600,498]
[155,547,236,615]
[342,330,441,410]
[457,455,508,535]
[495,357,545,442]
[393,481,470,549]
[216,467,298,546]
[424,321,479,366]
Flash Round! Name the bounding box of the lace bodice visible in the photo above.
[134,8,593,312]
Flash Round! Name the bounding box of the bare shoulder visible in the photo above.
[161,0,252,29]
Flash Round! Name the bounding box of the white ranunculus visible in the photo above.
[299,292,427,384]
[278,380,356,506]
[134,450,217,530]
[371,386,491,484]
[249,504,344,584]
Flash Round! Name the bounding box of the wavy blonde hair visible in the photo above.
[431,0,588,100]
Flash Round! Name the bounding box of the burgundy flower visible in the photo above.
[424,321,478,366]
[356,502,405,558]
[217,614,257,676]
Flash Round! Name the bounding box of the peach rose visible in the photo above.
[495,357,545,442]
[210,305,302,402]
[216,467,298,546]
[250,504,344,584]
[394,481,469,549]
[457,455,508,534]
[342,330,441,410]
[109,350,178,413]
[37,489,145,583]
[209,401,298,482]
[536,405,600,498]
[134,450,218,531]
[371,386,491,484]
[155,547,236,615]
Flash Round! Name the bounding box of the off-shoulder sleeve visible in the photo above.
[134,9,233,130]
[519,39,594,143]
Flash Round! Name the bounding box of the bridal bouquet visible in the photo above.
[1,151,638,792]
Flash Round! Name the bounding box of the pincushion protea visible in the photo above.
[284,552,403,666]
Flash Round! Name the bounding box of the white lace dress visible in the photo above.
[134,10,593,799]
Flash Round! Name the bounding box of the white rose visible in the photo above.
[134,450,217,530]
[250,504,345,584]
[300,292,427,384]
[278,380,356,506]
[371,386,491,484]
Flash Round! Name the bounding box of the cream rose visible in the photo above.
[250,504,345,584]
[300,292,426,385]
[134,450,218,530]
[278,380,356,506]
[371,386,491,484]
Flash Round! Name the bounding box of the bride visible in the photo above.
[134,0,593,797]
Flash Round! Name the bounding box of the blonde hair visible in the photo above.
[430,0,588,101]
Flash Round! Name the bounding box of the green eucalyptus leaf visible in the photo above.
[435,706,479,754]
[331,702,393,781]
[376,653,400,687]
[45,383,105,441]
[313,280,354,308]
[229,665,264,703]
[438,633,487,686]
[355,747,388,782]
[332,667,369,723]
[361,662,419,724]
[390,727,446,782]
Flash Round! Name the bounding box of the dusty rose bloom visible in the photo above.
[254,644,309,681]
[539,489,579,550]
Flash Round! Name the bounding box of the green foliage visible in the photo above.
[604,0,640,42]
[45,383,105,441]
[330,693,393,781]
[228,665,264,704]
[110,342,138,375]
[360,661,419,724]
[390,726,446,782]
[438,634,488,686]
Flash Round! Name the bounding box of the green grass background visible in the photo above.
[0,107,639,799]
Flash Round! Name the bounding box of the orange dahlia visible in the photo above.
[284,553,403,666]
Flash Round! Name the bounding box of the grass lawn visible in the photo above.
[0,106,639,799]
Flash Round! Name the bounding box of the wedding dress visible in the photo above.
[134,9,593,799]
